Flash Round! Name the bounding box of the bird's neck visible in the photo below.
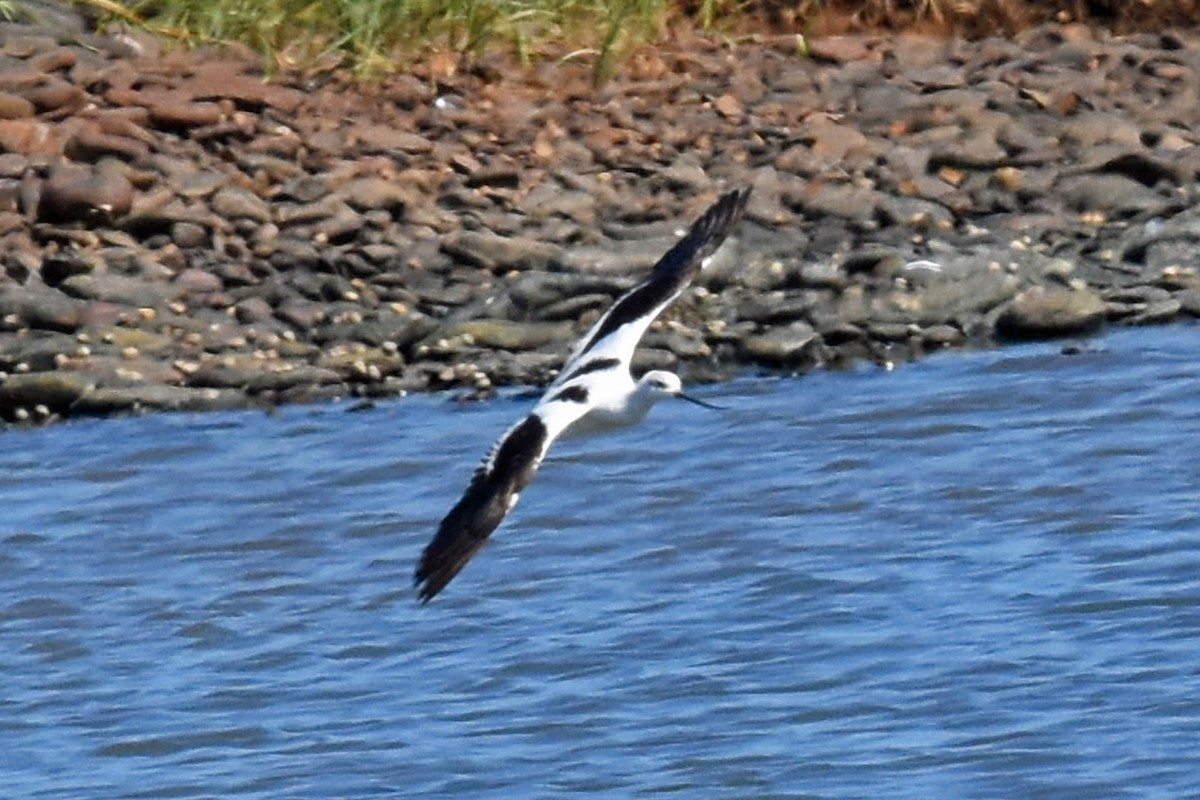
[626,381,667,422]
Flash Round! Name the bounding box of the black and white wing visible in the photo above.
[553,187,751,386]
[415,188,750,603]
[414,402,589,603]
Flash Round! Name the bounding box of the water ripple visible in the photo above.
[2,326,1200,797]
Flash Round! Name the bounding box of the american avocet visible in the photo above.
[415,188,752,603]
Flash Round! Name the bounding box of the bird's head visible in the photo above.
[638,370,724,410]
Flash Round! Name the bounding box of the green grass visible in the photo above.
[91,0,746,80]
[77,1,1199,81]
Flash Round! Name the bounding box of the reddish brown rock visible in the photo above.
[66,123,151,163]
[28,47,78,74]
[20,78,87,115]
[38,165,135,223]
[187,62,305,112]
[174,268,224,294]
[0,119,66,156]
[148,100,224,130]
[0,92,35,120]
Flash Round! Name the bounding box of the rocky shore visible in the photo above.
[2,3,1200,425]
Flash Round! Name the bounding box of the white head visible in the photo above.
[639,370,684,400]
[637,370,723,410]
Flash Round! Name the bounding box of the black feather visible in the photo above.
[414,415,549,603]
[572,188,751,360]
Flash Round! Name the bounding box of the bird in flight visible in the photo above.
[415,188,752,603]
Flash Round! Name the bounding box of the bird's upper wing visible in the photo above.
[553,188,751,387]
[414,399,590,603]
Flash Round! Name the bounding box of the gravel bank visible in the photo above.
[3,3,1200,425]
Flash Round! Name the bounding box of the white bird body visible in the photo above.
[415,189,751,602]
[543,370,683,439]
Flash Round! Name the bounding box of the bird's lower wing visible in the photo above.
[415,400,587,603]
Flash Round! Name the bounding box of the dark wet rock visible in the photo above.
[0,286,85,331]
[0,330,80,372]
[38,165,134,223]
[1055,173,1166,217]
[425,319,573,353]
[335,177,416,216]
[173,268,223,295]
[866,320,917,343]
[39,250,98,286]
[210,185,271,223]
[19,76,86,114]
[322,310,437,351]
[644,327,711,360]
[1091,152,1180,187]
[741,323,825,369]
[536,293,612,322]
[556,235,672,275]
[1102,284,1173,309]
[873,268,1020,327]
[798,183,885,223]
[312,207,365,244]
[65,123,150,163]
[996,285,1107,339]
[70,383,247,415]
[440,230,561,273]
[122,194,219,238]
[517,183,598,224]
[734,290,816,324]
[1127,298,1182,326]
[3,0,90,34]
[94,326,178,359]
[233,296,273,324]
[506,271,627,312]
[877,195,955,230]
[1175,288,1200,317]
[275,195,346,227]
[921,323,966,349]
[0,370,93,417]
[275,298,328,332]
[170,220,208,248]
[276,174,329,204]
[348,122,423,155]
[187,359,342,392]
[56,273,172,307]
[0,152,26,178]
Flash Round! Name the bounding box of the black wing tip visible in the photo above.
[413,537,482,604]
[413,561,441,604]
[718,185,753,212]
[412,503,487,605]
[702,186,753,239]
[413,519,488,605]
[662,185,752,273]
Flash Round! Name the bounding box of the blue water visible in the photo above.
[3,324,1200,799]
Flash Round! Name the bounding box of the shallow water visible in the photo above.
[4,325,1200,799]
